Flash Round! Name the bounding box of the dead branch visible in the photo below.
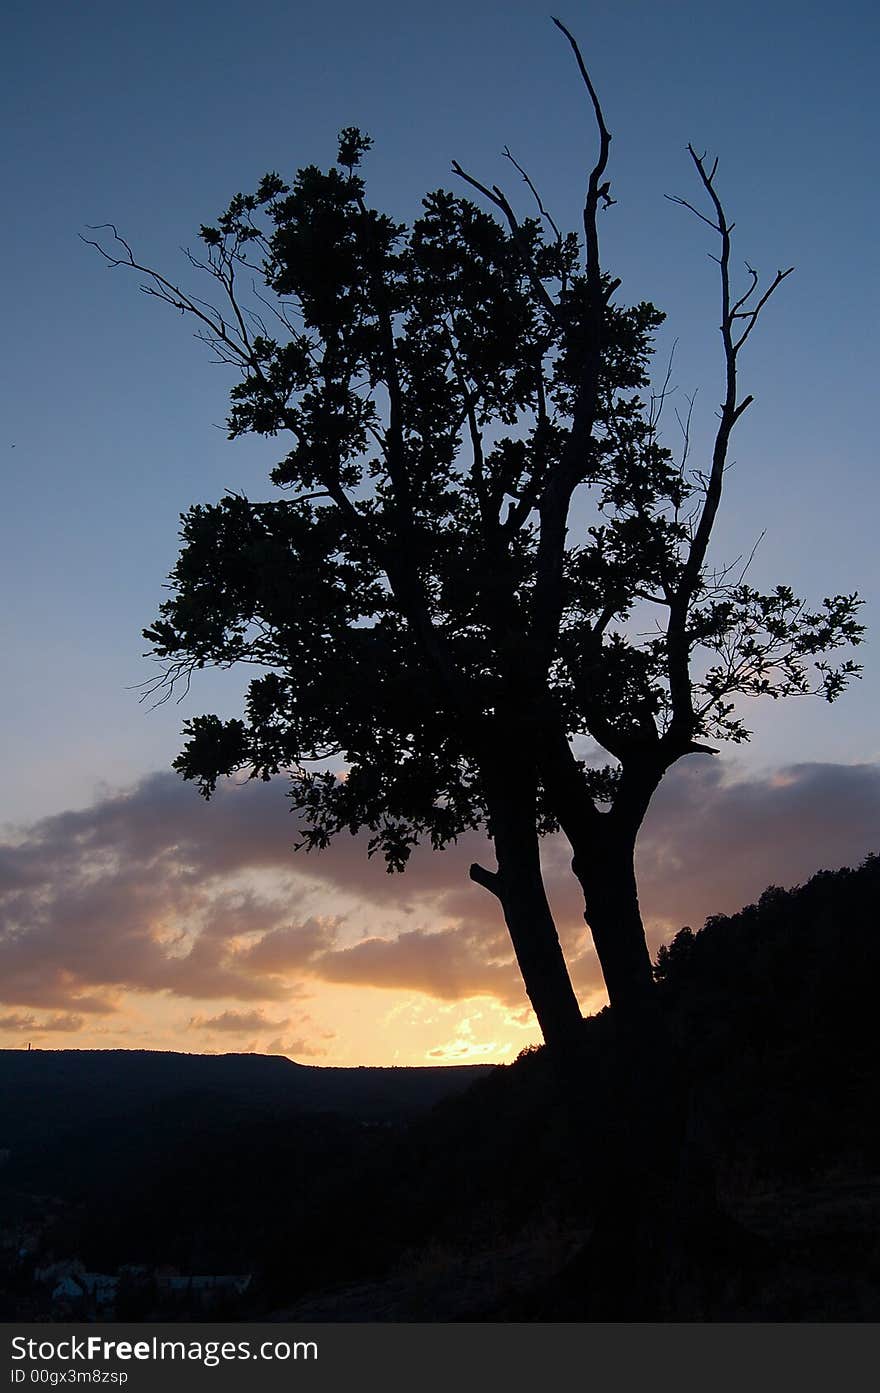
[502,146,563,246]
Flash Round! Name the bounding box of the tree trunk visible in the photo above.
[572,826,655,1014]
[482,778,584,1053]
[556,825,765,1317]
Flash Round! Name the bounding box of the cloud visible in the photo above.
[315,924,522,1004]
[0,770,509,1015]
[426,1039,502,1060]
[0,1011,84,1033]
[0,760,876,1027]
[635,758,880,935]
[241,918,339,973]
[188,1009,290,1034]
[264,1035,333,1060]
[0,776,313,1011]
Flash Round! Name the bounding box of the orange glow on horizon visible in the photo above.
[0,981,563,1068]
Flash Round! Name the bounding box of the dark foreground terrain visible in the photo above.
[1,855,878,1321]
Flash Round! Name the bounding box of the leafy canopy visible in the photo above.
[138,128,863,869]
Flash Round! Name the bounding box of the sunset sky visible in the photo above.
[2,0,877,1065]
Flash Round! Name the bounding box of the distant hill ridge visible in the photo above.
[0,1048,495,1149]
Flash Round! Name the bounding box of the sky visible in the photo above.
[1,0,877,1065]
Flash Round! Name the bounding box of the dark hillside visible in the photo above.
[260,855,880,1319]
[653,853,880,1181]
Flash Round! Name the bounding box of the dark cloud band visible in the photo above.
[1,760,876,1026]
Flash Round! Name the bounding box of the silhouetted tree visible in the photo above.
[87,20,862,1056]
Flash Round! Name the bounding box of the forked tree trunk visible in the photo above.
[481,775,584,1053]
[483,794,757,1315]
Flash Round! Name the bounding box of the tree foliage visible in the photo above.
[116,130,859,847]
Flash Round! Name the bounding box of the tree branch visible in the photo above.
[502,146,563,246]
[469,862,502,897]
[663,147,791,752]
[83,225,256,369]
[528,21,613,673]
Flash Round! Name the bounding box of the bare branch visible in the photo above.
[730,262,760,318]
[527,22,614,674]
[502,146,563,245]
[673,389,698,505]
[664,193,719,232]
[649,339,678,432]
[736,529,766,585]
[551,16,611,285]
[732,266,794,354]
[551,17,611,155]
[662,145,792,754]
[81,222,137,266]
[450,161,506,212]
[84,225,256,368]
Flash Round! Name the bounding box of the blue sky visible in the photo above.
[0,0,877,1061]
